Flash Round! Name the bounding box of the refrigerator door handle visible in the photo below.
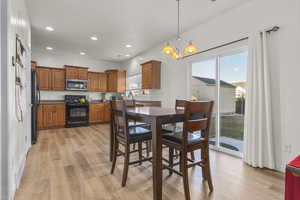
[35,72,41,105]
[37,88,40,105]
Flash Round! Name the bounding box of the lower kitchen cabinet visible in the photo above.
[38,104,65,129]
[37,105,44,130]
[89,103,104,123]
[38,102,110,130]
[89,102,111,124]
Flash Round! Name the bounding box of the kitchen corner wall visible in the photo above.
[121,0,300,172]
[32,50,122,101]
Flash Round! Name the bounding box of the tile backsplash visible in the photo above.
[40,91,117,101]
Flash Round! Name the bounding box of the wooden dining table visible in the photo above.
[109,106,185,200]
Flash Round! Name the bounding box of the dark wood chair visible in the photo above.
[163,100,214,200]
[110,100,152,187]
[163,100,196,161]
[125,100,148,128]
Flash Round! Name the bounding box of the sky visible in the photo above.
[192,51,247,83]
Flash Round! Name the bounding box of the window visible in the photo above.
[125,74,150,96]
[126,74,141,90]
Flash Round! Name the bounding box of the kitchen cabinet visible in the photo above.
[78,68,88,80]
[88,72,107,92]
[51,69,65,91]
[103,102,111,122]
[36,67,65,91]
[98,73,107,92]
[89,102,110,123]
[38,104,65,129]
[65,65,88,80]
[105,70,126,92]
[37,105,44,130]
[141,60,161,89]
[36,67,52,90]
[89,103,104,123]
[88,72,98,92]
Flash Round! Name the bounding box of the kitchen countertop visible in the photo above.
[40,100,65,104]
[89,100,107,103]
[40,100,109,104]
[39,100,159,105]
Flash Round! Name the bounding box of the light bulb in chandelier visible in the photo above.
[162,43,174,55]
[184,41,198,55]
[171,51,182,60]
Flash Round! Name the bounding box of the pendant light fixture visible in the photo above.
[162,0,198,59]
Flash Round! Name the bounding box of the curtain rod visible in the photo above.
[182,26,280,59]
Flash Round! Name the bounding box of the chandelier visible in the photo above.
[162,0,198,59]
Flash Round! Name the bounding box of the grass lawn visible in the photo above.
[209,114,244,141]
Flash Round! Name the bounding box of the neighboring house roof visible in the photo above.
[231,81,246,89]
[192,76,236,88]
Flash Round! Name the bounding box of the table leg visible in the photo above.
[151,117,163,200]
[109,119,114,162]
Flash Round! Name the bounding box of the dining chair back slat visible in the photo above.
[183,101,214,143]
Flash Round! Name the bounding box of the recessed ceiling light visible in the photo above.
[90,36,98,41]
[125,54,131,57]
[45,26,54,31]
[126,44,132,48]
[80,52,86,55]
[46,46,53,50]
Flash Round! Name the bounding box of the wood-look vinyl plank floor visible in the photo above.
[15,124,284,200]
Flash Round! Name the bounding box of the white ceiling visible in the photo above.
[26,0,249,62]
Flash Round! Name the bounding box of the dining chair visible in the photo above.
[163,100,196,161]
[125,99,149,128]
[162,100,214,200]
[110,100,152,187]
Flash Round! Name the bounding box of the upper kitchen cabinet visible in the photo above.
[65,65,88,80]
[88,72,107,92]
[36,67,65,91]
[36,67,52,90]
[51,68,65,91]
[88,72,98,92]
[105,70,126,92]
[98,72,107,92]
[141,60,161,89]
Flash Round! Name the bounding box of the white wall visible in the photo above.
[122,0,300,171]
[32,50,122,101]
[0,0,5,198]
[1,0,32,199]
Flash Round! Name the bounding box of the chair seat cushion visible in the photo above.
[128,121,149,128]
[163,131,204,146]
[118,127,152,143]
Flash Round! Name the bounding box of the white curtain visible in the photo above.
[243,31,275,169]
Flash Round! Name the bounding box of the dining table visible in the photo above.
[109,106,185,200]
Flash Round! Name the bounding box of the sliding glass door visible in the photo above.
[191,50,247,156]
[191,59,217,147]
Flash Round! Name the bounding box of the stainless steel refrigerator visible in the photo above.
[31,70,40,144]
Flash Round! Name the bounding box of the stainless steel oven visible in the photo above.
[65,79,88,91]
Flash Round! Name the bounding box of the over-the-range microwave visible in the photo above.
[65,79,88,91]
